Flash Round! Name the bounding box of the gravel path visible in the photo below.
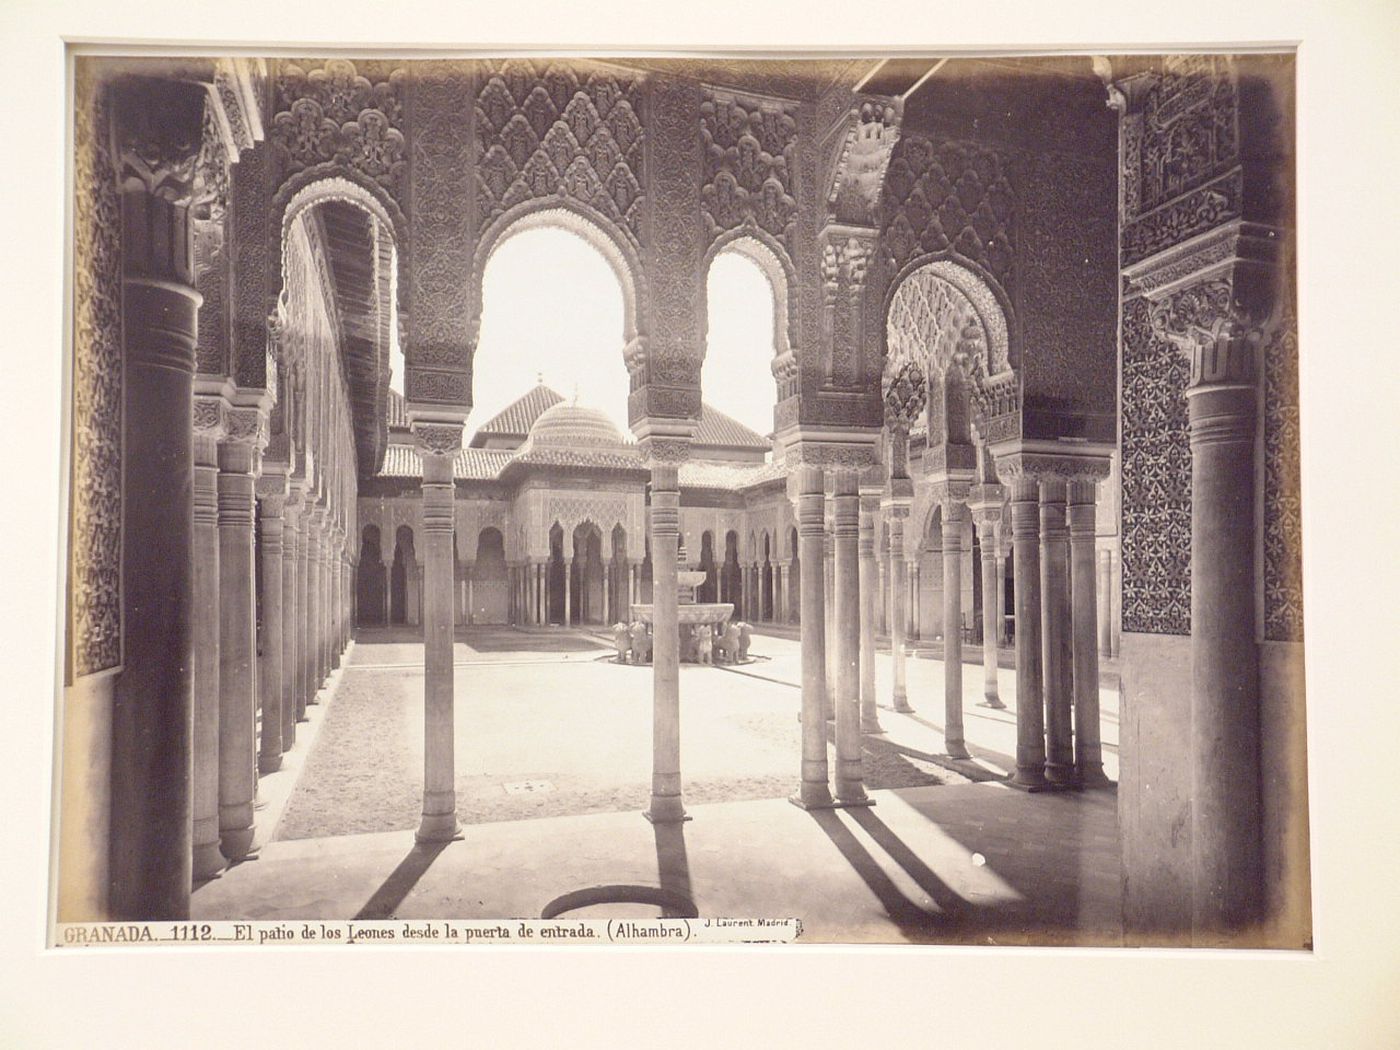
[275,630,960,842]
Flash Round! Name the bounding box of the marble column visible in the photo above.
[888,510,913,714]
[294,509,311,721]
[106,77,204,919]
[1008,477,1048,789]
[563,558,573,626]
[329,527,343,669]
[972,506,1006,710]
[823,514,836,720]
[190,401,224,882]
[256,480,287,774]
[318,528,333,683]
[281,490,302,750]
[995,542,1009,646]
[217,413,263,861]
[1187,340,1262,935]
[909,563,921,640]
[645,463,686,823]
[1039,479,1076,787]
[857,494,882,734]
[791,465,833,809]
[603,560,612,624]
[941,500,970,759]
[1097,548,1113,658]
[304,511,323,703]
[832,471,868,804]
[878,553,889,635]
[415,424,462,843]
[1069,480,1109,787]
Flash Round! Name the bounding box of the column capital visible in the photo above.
[112,75,206,201]
[993,440,1113,485]
[411,420,465,458]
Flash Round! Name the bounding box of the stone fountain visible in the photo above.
[629,569,734,664]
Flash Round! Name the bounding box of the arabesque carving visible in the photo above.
[1262,299,1303,642]
[270,59,407,203]
[1120,295,1191,635]
[69,67,124,678]
[700,90,799,254]
[475,60,645,246]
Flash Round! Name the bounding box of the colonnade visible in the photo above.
[514,554,643,626]
[776,458,1111,808]
[189,394,355,880]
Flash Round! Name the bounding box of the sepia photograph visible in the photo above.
[54,47,1308,949]
[4,0,1398,1043]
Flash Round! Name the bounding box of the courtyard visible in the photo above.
[192,627,1123,944]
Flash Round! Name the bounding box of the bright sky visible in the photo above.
[392,227,779,440]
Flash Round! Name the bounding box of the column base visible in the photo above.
[257,753,283,775]
[1076,763,1113,789]
[833,790,875,809]
[789,784,837,810]
[978,695,1007,710]
[1006,775,1052,793]
[892,697,915,714]
[415,812,463,844]
[192,842,226,883]
[643,798,691,825]
[945,742,971,761]
[218,826,256,863]
[860,716,886,735]
[1045,762,1080,789]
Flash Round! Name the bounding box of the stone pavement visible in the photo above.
[192,625,1123,944]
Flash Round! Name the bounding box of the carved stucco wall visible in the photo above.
[474,60,646,249]
[404,60,473,405]
[1120,56,1241,267]
[270,59,407,211]
[68,68,124,680]
[1261,291,1303,642]
[1119,295,1192,635]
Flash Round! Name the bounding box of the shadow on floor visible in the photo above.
[807,808,957,935]
[353,840,450,920]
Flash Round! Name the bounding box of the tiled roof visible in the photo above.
[468,384,563,446]
[378,445,513,480]
[503,446,645,472]
[678,459,786,491]
[386,388,409,428]
[694,403,769,450]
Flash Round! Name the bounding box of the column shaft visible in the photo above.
[1188,381,1262,935]
[216,435,259,861]
[890,517,912,713]
[823,524,836,720]
[646,464,686,823]
[792,466,833,808]
[190,431,223,882]
[295,522,310,721]
[832,472,868,803]
[978,519,1004,709]
[1069,481,1109,786]
[1097,548,1113,658]
[256,491,285,773]
[857,498,882,734]
[281,501,300,750]
[416,448,460,842]
[995,546,1008,646]
[942,504,969,759]
[1009,478,1048,788]
[1039,479,1076,787]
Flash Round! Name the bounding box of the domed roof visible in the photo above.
[525,399,627,449]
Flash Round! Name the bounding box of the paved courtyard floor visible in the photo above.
[193,626,1123,943]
